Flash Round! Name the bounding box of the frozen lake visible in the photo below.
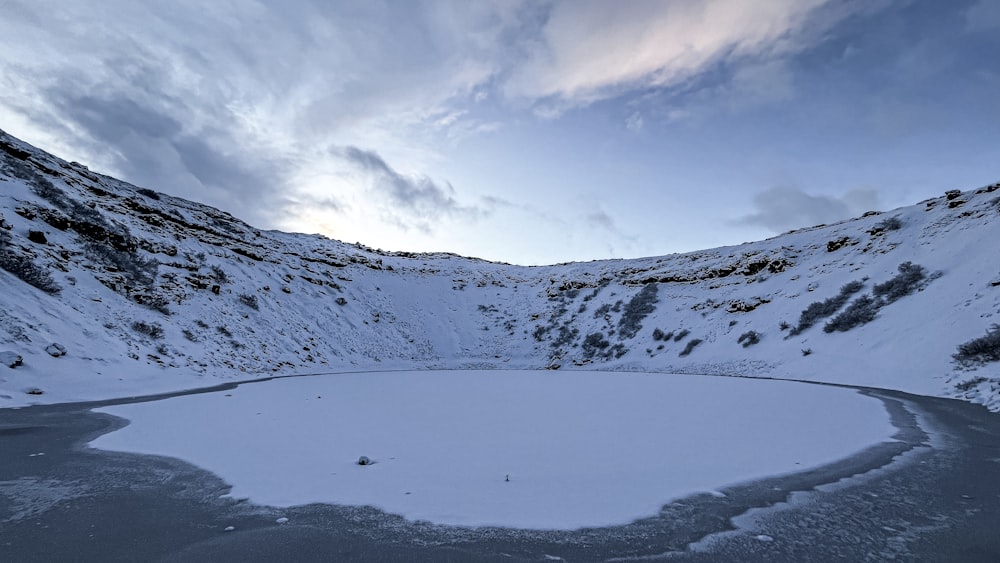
[90,370,894,530]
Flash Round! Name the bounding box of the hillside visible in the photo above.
[1,128,998,410]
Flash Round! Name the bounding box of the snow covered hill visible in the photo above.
[1,128,998,410]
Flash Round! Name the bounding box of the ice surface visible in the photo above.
[91,370,894,530]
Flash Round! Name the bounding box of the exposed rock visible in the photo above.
[45,343,67,357]
[27,230,48,244]
[726,297,771,313]
[1,351,23,368]
[357,456,372,466]
[827,237,857,252]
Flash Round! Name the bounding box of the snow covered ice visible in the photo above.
[91,370,894,530]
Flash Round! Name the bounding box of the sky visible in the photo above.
[1,1,998,265]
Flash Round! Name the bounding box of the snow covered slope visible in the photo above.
[1,128,998,409]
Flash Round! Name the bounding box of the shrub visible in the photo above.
[679,338,702,357]
[737,330,761,347]
[0,235,61,294]
[582,285,604,302]
[618,284,659,339]
[84,242,158,288]
[582,332,610,358]
[823,295,879,333]
[210,265,229,283]
[872,262,926,304]
[610,343,628,359]
[532,325,548,342]
[953,325,1000,367]
[239,293,259,310]
[673,329,690,342]
[134,292,171,315]
[652,328,667,341]
[955,376,989,392]
[789,280,865,335]
[182,329,199,342]
[551,324,579,348]
[136,188,160,200]
[217,325,233,338]
[131,321,164,339]
[593,303,612,318]
[878,216,902,231]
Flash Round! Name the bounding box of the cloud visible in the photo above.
[340,146,484,232]
[503,0,854,108]
[586,210,618,231]
[625,112,644,131]
[737,186,880,233]
[0,1,517,223]
[19,66,292,225]
[965,0,1000,32]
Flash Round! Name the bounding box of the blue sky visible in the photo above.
[1,1,997,265]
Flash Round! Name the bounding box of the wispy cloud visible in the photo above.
[340,146,484,232]
[503,0,865,111]
[965,0,1000,32]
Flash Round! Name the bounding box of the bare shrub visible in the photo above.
[84,242,158,288]
[582,332,610,358]
[0,232,60,294]
[953,325,1000,367]
[824,295,880,333]
[872,262,926,304]
[789,280,865,336]
[210,265,229,283]
[618,284,659,340]
[737,330,761,347]
[131,321,164,339]
[679,338,702,357]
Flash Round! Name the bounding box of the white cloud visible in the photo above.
[504,0,839,107]
[625,112,645,131]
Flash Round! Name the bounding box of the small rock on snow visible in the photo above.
[45,343,67,357]
[1,351,23,368]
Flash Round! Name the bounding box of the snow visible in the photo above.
[2,128,1000,412]
[1,128,999,529]
[90,370,894,530]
